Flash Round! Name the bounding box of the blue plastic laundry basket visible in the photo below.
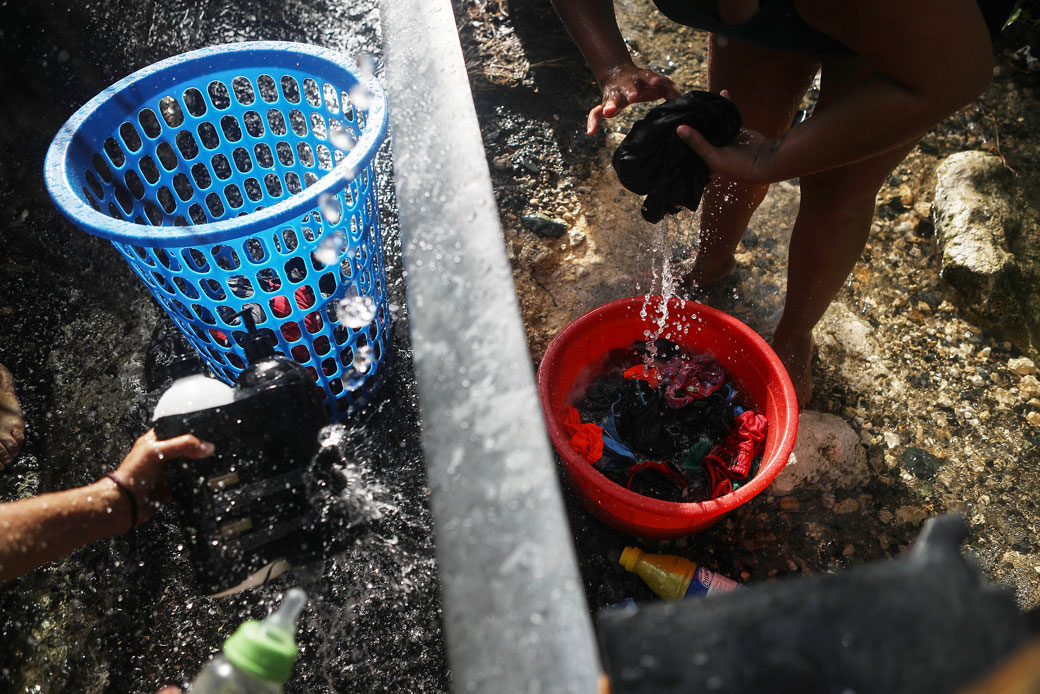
[44,41,391,420]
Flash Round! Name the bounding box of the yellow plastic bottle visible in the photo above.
[620,547,738,599]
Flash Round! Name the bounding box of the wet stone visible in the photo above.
[901,446,944,479]
[522,212,567,239]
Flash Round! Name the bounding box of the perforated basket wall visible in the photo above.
[44,42,391,420]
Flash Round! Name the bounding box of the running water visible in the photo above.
[640,214,690,367]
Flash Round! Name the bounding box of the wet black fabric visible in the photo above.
[612,90,742,223]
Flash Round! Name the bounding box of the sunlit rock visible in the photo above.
[771,410,869,495]
[932,151,1040,360]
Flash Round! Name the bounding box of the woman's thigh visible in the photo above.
[707,35,820,137]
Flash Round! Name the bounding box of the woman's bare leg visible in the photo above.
[775,55,921,406]
[686,35,818,288]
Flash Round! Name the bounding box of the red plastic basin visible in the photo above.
[537,296,799,538]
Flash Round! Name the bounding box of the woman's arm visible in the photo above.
[0,431,213,584]
[552,0,679,134]
[679,0,994,182]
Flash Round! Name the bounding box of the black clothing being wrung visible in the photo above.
[612,90,742,224]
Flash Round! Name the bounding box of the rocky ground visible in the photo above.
[454,0,1040,611]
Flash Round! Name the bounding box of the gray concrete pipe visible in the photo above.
[379,1,603,692]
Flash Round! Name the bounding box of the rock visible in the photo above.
[833,498,860,514]
[771,410,870,495]
[1008,356,1038,376]
[901,446,944,480]
[521,212,567,239]
[815,301,881,392]
[895,506,929,526]
[932,151,1040,360]
[1020,374,1040,399]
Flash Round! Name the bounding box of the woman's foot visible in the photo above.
[0,364,25,470]
[681,255,737,293]
[771,330,814,409]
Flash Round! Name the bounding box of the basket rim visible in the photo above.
[43,41,388,248]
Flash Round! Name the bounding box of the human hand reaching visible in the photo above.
[107,430,214,527]
[588,63,679,135]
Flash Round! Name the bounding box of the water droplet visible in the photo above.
[343,369,365,391]
[353,344,374,374]
[315,231,347,266]
[337,290,377,329]
[329,127,356,152]
[320,424,348,447]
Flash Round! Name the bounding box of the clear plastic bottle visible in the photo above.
[152,353,235,420]
[620,547,739,599]
[190,588,307,693]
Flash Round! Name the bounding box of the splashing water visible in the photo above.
[315,231,348,266]
[353,343,374,374]
[338,288,378,329]
[319,193,343,224]
[342,367,366,391]
[329,125,357,153]
[640,215,687,366]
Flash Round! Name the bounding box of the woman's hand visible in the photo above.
[588,64,679,135]
[675,123,780,184]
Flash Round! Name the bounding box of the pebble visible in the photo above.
[779,496,800,512]
[521,213,567,239]
[1008,357,1037,376]
[1019,375,1040,399]
[834,498,860,514]
[879,509,894,524]
[883,431,900,449]
[1027,411,1040,427]
[895,506,928,525]
[991,387,1017,407]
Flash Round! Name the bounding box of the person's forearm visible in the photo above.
[0,478,130,583]
[759,72,985,183]
[551,0,634,83]
[753,0,992,182]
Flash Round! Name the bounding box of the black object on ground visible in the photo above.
[597,514,1034,694]
[154,319,332,596]
[612,90,742,223]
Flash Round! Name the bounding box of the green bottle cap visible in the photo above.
[223,588,307,683]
